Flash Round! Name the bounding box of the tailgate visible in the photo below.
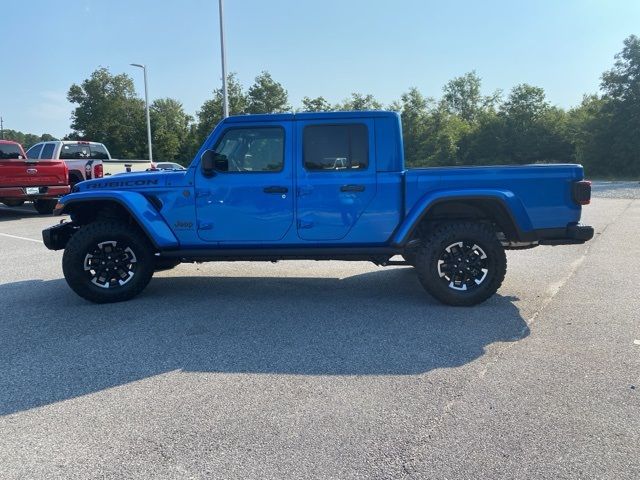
[0,160,68,187]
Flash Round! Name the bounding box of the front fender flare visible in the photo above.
[56,190,179,250]
[391,189,534,247]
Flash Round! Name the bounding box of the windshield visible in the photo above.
[0,144,23,160]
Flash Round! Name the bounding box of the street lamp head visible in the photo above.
[130,63,145,69]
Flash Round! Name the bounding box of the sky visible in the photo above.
[2,0,639,138]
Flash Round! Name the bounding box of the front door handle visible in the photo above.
[340,184,365,192]
[263,186,288,194]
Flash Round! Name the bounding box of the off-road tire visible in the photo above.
[402,252,417,266]
[415,222,507,306]
[34,199,58,215]
[62,220,155,303]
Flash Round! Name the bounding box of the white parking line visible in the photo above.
[0,233,43,243]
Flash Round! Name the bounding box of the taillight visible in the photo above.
[94,163,104,178]
[573,180,591,205]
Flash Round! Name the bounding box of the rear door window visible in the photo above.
[303,124,369,171]
[60,144,91,159]
[90,144,110,160]
[26,144,43,159]
[40,143,55,159]
[0,143,23,159]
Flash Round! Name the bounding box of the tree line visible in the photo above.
[5,35,639,178]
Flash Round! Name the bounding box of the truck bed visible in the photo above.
[404,164,585,232]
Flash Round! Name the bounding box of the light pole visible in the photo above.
[218,0,229,118]
[130,63,153,163]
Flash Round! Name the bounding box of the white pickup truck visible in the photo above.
[26,141,152,185]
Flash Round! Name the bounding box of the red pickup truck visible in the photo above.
[0,140,70,214]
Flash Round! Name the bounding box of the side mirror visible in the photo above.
[201,150,228,177]
[201,150,216,177]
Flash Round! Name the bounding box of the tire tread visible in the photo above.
[415,222,507,306]
[62,220,154,303]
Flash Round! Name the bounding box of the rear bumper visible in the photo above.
[0,185,70,200]
[536,224,594,245]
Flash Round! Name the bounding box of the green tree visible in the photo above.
[498,84,573,164]
[195,73,247,148]
[593,34,640,176]
[568,95,608,175]
[1,130,58,148]
[394,87,433,166]
[300,96,333,112]
[422,106,472,166]
[442,71,483,122]
[67,67,146,158]
[150,98,193,163]
[501,84,548,121]
[441,71,502,123]
[246,71,289,114]
[338,93,383,111]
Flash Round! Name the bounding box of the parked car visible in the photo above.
[26,141,105,186]
[104,158,153,176]
[154,162,185,170]
[0,140,70,214]
[43,111,593,305]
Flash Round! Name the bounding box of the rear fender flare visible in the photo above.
[391,189,534,247]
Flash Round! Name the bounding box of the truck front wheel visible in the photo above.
[62,221,155,303]
[34,199,58,214]
[415,222,507,306]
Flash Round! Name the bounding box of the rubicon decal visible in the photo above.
[87,179,159,189]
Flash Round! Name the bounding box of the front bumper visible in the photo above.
[537,224,595,245]
[42,222,78,250]
[0,185,70,200]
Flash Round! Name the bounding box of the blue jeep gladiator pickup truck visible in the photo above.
[42,111,593,306]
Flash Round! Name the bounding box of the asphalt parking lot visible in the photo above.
[1,182,639,479]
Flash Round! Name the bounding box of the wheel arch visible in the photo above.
[68,170,85,186]
[58,192,179,250]
[392,190,534,246]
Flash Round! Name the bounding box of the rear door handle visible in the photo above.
[340,184,365,192]
[263,186,288,194]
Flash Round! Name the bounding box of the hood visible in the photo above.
[75,170,188,192]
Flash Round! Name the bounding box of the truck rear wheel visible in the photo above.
[415,222,506,306]
[2,200,25,208]
[402,252,417,266]
[34,199,58,215]
[62,220,155,303]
